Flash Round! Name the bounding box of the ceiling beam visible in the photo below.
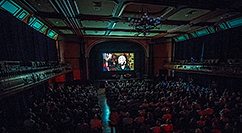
[193,22,216,27]
[54,0,82,36]
[54,26,187,34]
[35,11,65,19]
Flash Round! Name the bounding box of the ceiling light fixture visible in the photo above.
[128,12,163,36]
[93,1,101,11]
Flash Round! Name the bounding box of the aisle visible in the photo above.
[97,88,111,133]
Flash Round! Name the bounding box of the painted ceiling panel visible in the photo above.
[164,34,178,37]
[196,29,209,36]
[31,20,43,30]
[59,29,73,34]
[76,0,116,16]
[39,25,48,33]
[228,17,242,28]
[25,0,55,12]
[153,24,179,31]
[109,31,137,36]
[16,10,29,20]
[82,20,109,28]
[139,33,158,36]
[206,12,240,22]
[85,30,106,35]
[121,3,168,18]
[1,0,21,15]
[114,22,134,30]
[47,18,67,27]
[168,8,210,21]
[180,26,201,32]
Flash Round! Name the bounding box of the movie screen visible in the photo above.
[103,53,134,71]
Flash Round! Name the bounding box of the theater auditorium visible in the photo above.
[0,0,242,133]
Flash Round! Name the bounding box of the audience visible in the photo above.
[90,114,102,132]
[1,77,242,133]
[161,119,173,132]
[109,108,119,133]
[21,84,100,133]
[105,79,242,133]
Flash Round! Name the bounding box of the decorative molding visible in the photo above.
[84,37,150,58]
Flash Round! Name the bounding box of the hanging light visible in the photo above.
[128,12,163,36]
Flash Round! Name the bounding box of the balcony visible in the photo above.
[164,59,242,78]
[0,61,72,99]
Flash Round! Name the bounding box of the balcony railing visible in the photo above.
[0,61,72,99]
[164,59,242,78]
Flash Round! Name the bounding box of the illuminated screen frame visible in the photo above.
[103,53,134,71]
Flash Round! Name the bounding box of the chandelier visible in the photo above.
[128,13,163,36]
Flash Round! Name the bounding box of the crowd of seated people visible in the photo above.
[21,84,102,133]
[105,79,242,133]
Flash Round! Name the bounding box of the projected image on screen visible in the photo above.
[103,53,134,71]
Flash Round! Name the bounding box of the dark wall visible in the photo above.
[59,41,81,80]
[175,26,242,61]
[152,42,172,76]
[89,41,145,80]
[175,37,203,60]
[0,9,58,64]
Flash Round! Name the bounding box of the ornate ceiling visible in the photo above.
[13,0,242,39]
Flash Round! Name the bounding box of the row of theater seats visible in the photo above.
[0,61,60,79]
